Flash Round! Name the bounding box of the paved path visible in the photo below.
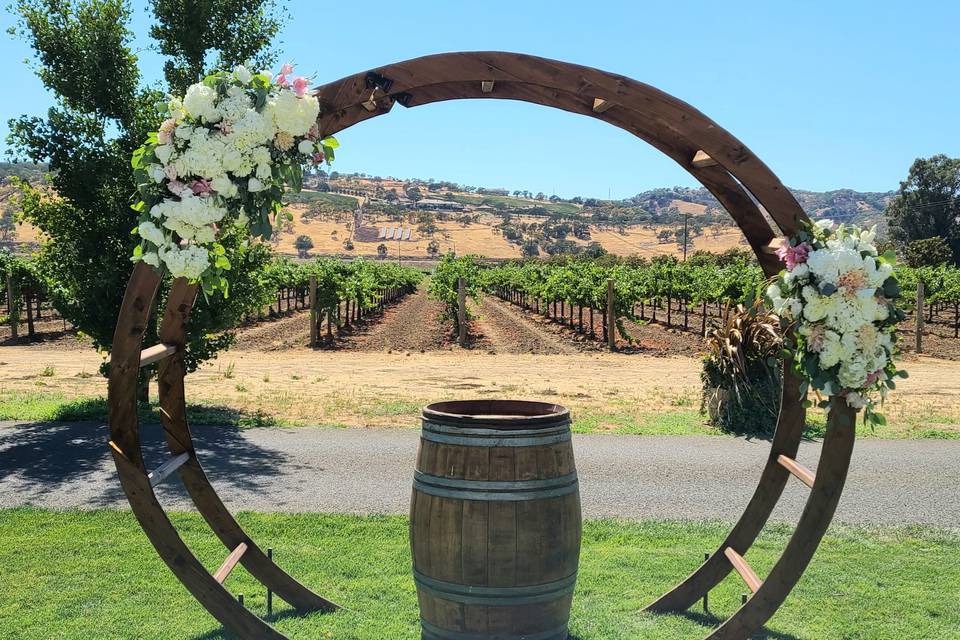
[1,421,957,526]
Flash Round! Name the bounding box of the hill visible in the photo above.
[2,164,895,260]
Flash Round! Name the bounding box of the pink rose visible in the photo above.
[276,73,289,88]
[775,241,811,270]
[163,164,178,181]
[307,123,319,140]
[293,76,309,97]
[168,180,188,197]
[191,179,213,196]
[157,118,176,145]
[280,62,294,75]
[313,151,325,164]
[865,370,883,386]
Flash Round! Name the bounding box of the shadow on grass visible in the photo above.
[0,401,300,507]
[671,610,800,640]
[190,608,338,640]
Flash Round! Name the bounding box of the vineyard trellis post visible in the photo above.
[309,275,318,348]
[6,273,17,339]
[457,277,467,346]
[607,278,616,351]
[916,280,924,354]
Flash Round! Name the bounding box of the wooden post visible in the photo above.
[309,276,318,348]
[606,278,616,351]
[24,290,35,339]
[457,277,467,347]
[6,274,17,339]
[915,281,924,354]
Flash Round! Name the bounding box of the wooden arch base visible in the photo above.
[107,52,857,640]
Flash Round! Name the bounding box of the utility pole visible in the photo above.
[682,211,689,261]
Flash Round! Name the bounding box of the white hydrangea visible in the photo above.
[138,220,166,246]
[210,175,238,199]
[152,194,227,242]
[183,83,221,123]
[218,94,253,123]
[269,90,320,137]
[227,109,275,149]
[160,243,210,280]
[147,164,166,183]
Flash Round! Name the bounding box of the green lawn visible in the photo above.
[1,509,957,639]
[3,389,957,440]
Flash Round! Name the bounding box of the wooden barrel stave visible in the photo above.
[411,400,581,640]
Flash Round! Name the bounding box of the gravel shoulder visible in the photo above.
[1,421,957,526]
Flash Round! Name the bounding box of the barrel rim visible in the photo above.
[423,399,569,430]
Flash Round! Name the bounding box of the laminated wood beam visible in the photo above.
[778,454,816,489]
[724,547,763,593]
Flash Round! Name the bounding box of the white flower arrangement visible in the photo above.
[765,219,908,426]
[130,63,338,294]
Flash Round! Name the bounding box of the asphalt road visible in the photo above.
[1,421,957,526]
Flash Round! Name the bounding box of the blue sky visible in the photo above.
[1,0,957,199]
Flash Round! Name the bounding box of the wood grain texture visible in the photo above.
[411,400,580,640]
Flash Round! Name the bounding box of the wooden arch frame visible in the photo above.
[107,52,857,640]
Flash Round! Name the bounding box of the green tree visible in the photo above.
[886,155,960,265]
[903,237,953,267]
[7,0,286,395]
[294,234,314,258]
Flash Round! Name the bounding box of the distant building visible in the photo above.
[415,198,467,211]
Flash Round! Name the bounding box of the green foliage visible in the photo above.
[148,0,284,94]
[6,0,288,364]
[429,253,483,323]
[480,252,766,342]
[265,256,422,325]
[886,155,960,266]
[903,236,954,267]
[294,234,314,257]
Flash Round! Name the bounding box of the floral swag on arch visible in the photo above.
[766,219,908,425]
[130,64,337,294]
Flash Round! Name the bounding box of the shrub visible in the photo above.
[701,299,783,436]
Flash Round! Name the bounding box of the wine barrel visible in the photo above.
[410,400,582,640]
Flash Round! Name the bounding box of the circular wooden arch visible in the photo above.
[107,52,857,640]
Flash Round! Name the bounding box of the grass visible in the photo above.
[0,388,957,439]
[0,509,957,639]
[0,391,291,428]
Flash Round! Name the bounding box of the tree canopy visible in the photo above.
[885,155,960,266]
[6,0,287,370]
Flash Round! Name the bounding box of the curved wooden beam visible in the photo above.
[156,278,339,612]
[708,402,857,639]
[107,52,856,640]
[108,264,289,639]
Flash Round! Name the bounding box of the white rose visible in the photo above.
[155,144,174,164]
[256,163,272,180]
[845,391,868,409]
[234,65,252,84]
[248,177,266,192]
[183,83,221,123]
[298,139,315,155]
